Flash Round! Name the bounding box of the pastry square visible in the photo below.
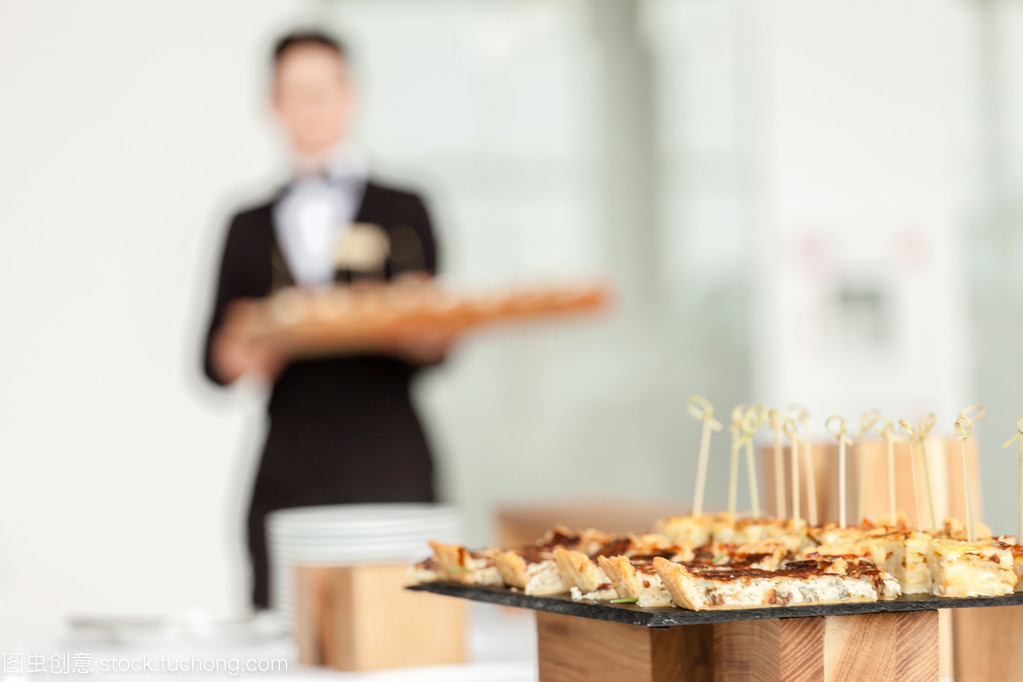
[927,538,1015,597]
[652,557,884,611]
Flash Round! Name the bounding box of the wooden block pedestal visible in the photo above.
[536,609,938,682]
[294,564,467,671]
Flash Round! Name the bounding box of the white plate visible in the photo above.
[267,525,460,541]
[267,535,458,549]
[265,504,463,621]
[268,503,459,525]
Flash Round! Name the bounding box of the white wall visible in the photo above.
[0,0,326,639]
[749,0,974,427]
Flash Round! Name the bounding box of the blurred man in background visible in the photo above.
[202,30,447,609]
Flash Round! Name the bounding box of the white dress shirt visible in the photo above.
[273,143,368,288]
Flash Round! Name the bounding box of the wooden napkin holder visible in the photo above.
[293,563,467,671]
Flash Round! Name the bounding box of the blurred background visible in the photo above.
[2,0,1023,643]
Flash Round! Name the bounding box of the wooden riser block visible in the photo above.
[294,564,467,671]
[536,610,938,682]
[821,611,938,681]
[537,612,713,682]
[713,617,822,681]
[951,606,1023,681]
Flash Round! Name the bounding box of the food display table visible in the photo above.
[410,583,1023,681]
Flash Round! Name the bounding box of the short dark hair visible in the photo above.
[272,30,347,65]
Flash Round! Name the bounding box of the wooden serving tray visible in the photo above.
[234,282,610,358]
[407,581,1023,628]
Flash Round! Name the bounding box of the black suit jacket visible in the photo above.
[203,180,439,508]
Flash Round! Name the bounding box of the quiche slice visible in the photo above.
[692,540,790,571]
[927,538,1015,597]
[426,540,504,586]
[935,517,993,542]
[730,517,803,546]
[655,514,715,547]
[785,557,901,601]
[805,518,908,550]
[800,533,888,569]
[495,550,567,595]
[709,514,740,543]
[493,526,615,595]
[409,555,440,583]
[597,555,674,607]
[553,546,617,600]
[1013,545,1023,593]
[881,531,932,595]
[554,535,695,601]
[652,557,886,611]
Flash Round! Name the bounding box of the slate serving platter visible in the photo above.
[407,582,1023,628]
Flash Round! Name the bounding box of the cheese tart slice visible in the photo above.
[762,518,811,553]
[554,536,695,601]
[495,550,568,595]
[494,526,615,595]
[808,520,908,547]
[597,555,674,607]
[881,531,932,595]
[934,517,993,542]
[409,555,441,583]
[553,546,618,600]
[652,557,885,611]
[655,514,715,546]
[800,533,888,569]
[730,517,801,546]
[493,527,579,595]
[1012,545,1023,592]
[709,515,738,543]
[786,557,901,601]
[927,538,1015,597]
[427,540,504,586]
[693,540,790,571]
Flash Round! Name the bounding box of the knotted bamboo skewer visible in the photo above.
[899,419,924,532]
[1003,415,1023,542]
[791,405,817,525]
[783,417,801,521]
[855,410,881,525]
[768,409,788,519]
[741,406,767,518]
[826,415,853,528]
[916,414,938,531]
[954,404,986,543]
[686,395,722,518]
[874,417,900,526]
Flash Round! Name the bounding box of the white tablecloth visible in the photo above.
[6,605,537,681]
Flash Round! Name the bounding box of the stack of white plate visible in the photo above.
[266,503,462,621]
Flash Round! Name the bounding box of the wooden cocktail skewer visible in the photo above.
[783,418,801,521]
[741,406,766,518]
[954,404,986,543]
[790,405,817,525]
[916,414,938,531]
[898,420,924,531]
[768,409,787,518]
[874,417,899,526]
[1003,415,1023,542]
[855,410,881,525]
[826,415,853,528]
[686,395,722,519]
[727,405,748,518]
